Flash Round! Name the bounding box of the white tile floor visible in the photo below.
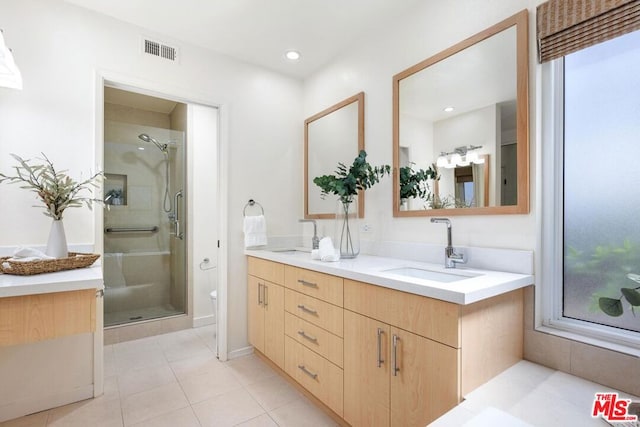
[430,360,640,427]
[0,326,337,427]
[4,326,638,427]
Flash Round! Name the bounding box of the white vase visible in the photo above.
[46,219,68,258]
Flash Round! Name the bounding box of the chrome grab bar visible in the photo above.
[104,226,159,234]
[173,190,183,240]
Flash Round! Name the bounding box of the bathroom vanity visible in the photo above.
[0,266,104,422]
[246,249,533,427]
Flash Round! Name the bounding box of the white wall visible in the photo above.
[303,0,536,251]
[0,0,303,354]
[189,103,218,325]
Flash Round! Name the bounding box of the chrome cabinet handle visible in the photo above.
[298,364,318,379]
[297,330,318,343]
[297,304,317,315]
[297,279,318,288]
[264,285,269,307]
[392,334,400,376]
[377,328,384,368]
[258,283,263,305]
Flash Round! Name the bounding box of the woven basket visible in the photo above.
[0,252,100,276]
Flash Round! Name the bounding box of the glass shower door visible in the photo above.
[103,120,186,327]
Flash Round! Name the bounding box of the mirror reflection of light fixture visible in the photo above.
[436,145,484,168]
[0,29,22,90]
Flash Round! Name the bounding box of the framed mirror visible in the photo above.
[392,10,529,216]
[305,92,365,219]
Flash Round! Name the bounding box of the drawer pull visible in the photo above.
[297,304,318,315]
[298,364,318,379]
[392,334,400,377]
[297,330,318,343]
[297,279,318,288]
[258,283,264,306]
[377,327,384,368]
[264,285,269,307]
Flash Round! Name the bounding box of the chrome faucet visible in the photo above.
[299,219,320,250]
[430,218,465,268]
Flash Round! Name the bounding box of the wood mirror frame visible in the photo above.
[304,92,365,219]
[392,10,529,217]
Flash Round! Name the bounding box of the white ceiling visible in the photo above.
[64,0,423,79]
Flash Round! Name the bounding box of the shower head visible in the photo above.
[138,133,168,154]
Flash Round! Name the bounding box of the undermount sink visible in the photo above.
[269,248,310,255]
[382,267,480,283]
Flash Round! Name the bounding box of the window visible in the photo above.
[542,30,640,351]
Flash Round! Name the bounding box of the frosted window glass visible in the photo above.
[563,30,640,333]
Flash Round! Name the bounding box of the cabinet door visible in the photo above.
[389,327,459,427]
[344,310,390,427]
[263,282,285,368]
[247,275,264,354]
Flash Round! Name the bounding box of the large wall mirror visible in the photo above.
[392,10,529,216]
[305,92,365,219]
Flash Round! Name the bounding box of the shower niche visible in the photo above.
[104,173,127,206]
[103,87,187,328]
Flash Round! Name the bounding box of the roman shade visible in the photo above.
[537,0,640,62]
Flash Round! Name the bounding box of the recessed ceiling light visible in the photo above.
[285,50,301,61]
[444,106,454,113]
[138,147,145,151]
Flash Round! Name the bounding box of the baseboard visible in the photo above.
[193,315,215,328]
[228,345,254,360]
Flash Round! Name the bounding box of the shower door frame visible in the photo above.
[94,71,229,361]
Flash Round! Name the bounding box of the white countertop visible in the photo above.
[0,266,104,298]
[246,249,533,305]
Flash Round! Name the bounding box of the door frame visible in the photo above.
[94,70,229,361]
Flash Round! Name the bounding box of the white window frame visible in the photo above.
[539,58,640,356]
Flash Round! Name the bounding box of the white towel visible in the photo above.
[244,215,268,248]
[318,237,340,262]
[9,247,54,262]
[2,247,55,270]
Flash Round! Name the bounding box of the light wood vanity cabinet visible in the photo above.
[247,258,285,368]
[247,257,523,427]
[344,278,523,427]
[0,289,96,346]
[343,301,458,427]
[282,265,345,416]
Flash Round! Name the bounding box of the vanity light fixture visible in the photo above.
[0,29,22,90]
[284,50,301,61]
[436,145,484,169]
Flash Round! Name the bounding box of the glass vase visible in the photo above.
[335,196,360,259]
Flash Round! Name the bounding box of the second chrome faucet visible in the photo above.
[299,219,320,250]
[430,218,466,268]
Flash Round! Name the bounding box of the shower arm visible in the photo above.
[173,190,183,240]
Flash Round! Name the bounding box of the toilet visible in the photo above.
[209,290,217,324]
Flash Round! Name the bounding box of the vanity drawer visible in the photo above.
[285,289,343,337]
[248,257,284,284]
[344,279,460,348]
[285,335,343,417]
[284,266,343,306]
[285,311,343,368]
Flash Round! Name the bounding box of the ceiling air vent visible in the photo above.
[142,38,178,62]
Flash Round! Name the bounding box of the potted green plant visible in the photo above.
[0,153,103,258]
[313,150,390,258]
[399,162,438,210]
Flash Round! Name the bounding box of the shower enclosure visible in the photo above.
[103,120,186,327]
